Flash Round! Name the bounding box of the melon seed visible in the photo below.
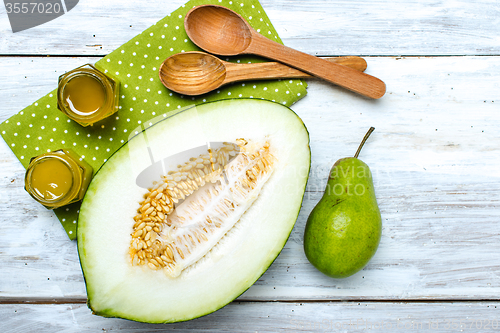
[128,140,275,277]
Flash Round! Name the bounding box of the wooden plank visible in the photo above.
[1,302,499,332]
[1,0,500,56]
[0,56,499,301]
[0,57,102,120]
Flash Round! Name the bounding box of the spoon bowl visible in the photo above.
[159,52,226,95]
[184,5,252,55]
[159,51,368,96]
[185,5,386,99]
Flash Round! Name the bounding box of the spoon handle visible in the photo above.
[247,33,386,99]
[326,56,367,72]
[224,56,367,84]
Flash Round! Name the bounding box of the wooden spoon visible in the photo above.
[184,5,386,99]
[159,51,367,96]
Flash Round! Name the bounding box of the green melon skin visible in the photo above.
[77,99,310,323]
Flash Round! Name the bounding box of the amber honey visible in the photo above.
[30,158,73,201]
[25,149,93,209]
[63,75,106,116]
[57,64,120,126]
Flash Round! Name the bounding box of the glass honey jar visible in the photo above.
[24,149,93,209]
[57,64,120,127]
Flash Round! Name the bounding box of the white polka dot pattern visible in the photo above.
[0,0,307,240]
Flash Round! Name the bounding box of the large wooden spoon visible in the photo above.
[159,51,367,95]
[184,5,386,99]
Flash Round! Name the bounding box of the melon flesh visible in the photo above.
[77,99,310,323]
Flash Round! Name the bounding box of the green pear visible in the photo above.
[304,127,381,278]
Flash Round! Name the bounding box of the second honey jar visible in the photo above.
[24,149,93,209]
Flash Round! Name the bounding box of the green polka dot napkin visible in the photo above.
[0,0,308,240]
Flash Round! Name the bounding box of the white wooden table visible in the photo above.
[1,0,499,331]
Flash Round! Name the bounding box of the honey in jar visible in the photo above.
[57,64,120,126]
[25,149,93,209]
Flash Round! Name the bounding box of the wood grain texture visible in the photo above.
[159,52,367,95]
[183,4,384,98]
[244,29,386,98]
[222,56,367,81]
[1,302,499,332]
[0,57,102,120]
[1,0,500,329]
[1,0,499,56]
[1,56,499,301]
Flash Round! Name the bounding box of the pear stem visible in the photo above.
[354,127,375,158]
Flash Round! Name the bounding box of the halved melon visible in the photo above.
[77,99,310,323]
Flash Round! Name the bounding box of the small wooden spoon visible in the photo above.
[184,5,386,99]
[159,51,367,95]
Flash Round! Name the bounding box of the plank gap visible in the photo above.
[1,54,500,58]
[2,297,500,305]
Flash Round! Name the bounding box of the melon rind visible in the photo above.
[77,99,310,323]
